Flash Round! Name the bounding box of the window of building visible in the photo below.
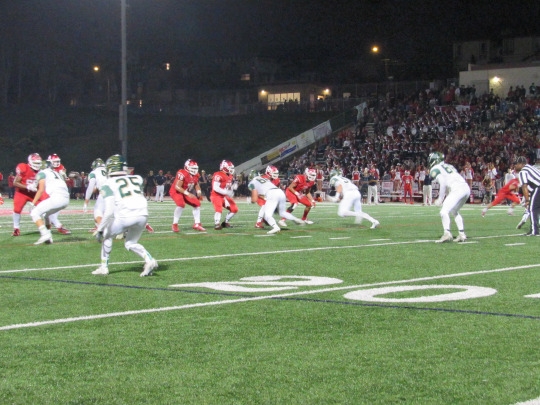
[267,92,301,110]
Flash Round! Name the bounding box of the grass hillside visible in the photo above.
[0,106,336,175]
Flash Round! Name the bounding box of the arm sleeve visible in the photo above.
[212,179,229,195]
[85,177,97,200]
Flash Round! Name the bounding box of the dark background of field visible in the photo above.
[0,107,337,175]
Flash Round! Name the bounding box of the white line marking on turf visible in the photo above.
[329,237,351,240]
[514,397,540,405]
[2,262,540,331]
[506,243,526,246]
[0,233,526,274]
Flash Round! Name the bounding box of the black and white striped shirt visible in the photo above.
[518,164,540,191]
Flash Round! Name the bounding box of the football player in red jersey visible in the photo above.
[169,159,206,232]
[255,165,281,228]
[12,153,48,236]
[401,169,414,204]
[46,154,71,234]
[281,167,317,226]
[211,160,238,230]
[482,177,522,217]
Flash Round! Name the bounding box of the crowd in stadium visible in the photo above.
[282,84,540,188]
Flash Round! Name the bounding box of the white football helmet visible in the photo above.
[47,154,61,168]
[28,153,42,171]
[220,160,235,175]
[184,159,199,175]
[304,168,317,182]
[265,165,279,179]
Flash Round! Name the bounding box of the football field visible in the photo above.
[1,198,540,404]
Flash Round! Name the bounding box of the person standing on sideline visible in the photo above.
[144,170,155,200]
[514,156,540,236]
[248,171,305,234]
[481,172,494,206]
[169,159,205,232]
[211,160,238,230]
[92,155,158,277]
[12,153,47,236]
[422,174,433,206]
[429,152,470,243]
[401,169,414,204]
[30,160,70,245]
[199,170,211,201]
[328,170,380,228]
[154,170,166,202]
[367,165,379,205]
[8,172,15,199]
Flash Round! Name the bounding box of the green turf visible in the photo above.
[1,199,539,404]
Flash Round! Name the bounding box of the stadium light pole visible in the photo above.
[119,0,128,160]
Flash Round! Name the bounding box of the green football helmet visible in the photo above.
[91,158,105,170]
[428,152,444,168]
[105,154,128,176]
[248,170,260,181]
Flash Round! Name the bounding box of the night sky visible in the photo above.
[1,0,539,80]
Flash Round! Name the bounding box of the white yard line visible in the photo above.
[2,260,540,331]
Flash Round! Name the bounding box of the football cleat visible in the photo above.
[56,226,71,235]
[516,220,525,230]
[267,226,281,235]
[221,221,232,228]
[12,228,20,237]
[255,222,265,229]
[278,220,287,227]
[172,223,180,233]
[304,220,314,225]
[214,224,223,230]
[184,159,199,175]
[145,223,154,233]
[454,233,467,242]
[370,220,380,229]
[294,218,306,225]
[192,223,206,232]
[140,259,158,277]
[92,266,109,275]
[219,160,235,175]
[34,232,53,245]
[436,231,453,243]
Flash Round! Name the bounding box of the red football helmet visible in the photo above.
[47,153,61,168]
[184,159,199,176]
[265,165,279,179]
[27,153,42,171]
[220,160,235,175]
[304,168,317,182]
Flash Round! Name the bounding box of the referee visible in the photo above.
[514,156,540,235]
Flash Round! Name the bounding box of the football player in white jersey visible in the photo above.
[428,152,470,243]
[328,170,380,228]
[84,158,108,231]
[30,160,71,245]
[248,171,305,234]
[92,155,158,277]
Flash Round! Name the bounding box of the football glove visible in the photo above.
[27,183,37,192]
[83,203,88,213]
